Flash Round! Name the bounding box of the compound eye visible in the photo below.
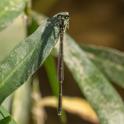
[65,15,69,19]
[57,14,62,19]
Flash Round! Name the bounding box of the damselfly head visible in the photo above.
[47,12,69,31]
[49,12,69,30]
[56,12,69,30]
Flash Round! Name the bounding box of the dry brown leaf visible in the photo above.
[37,96,99,124]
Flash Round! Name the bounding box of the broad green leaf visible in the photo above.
[0,12,69,104]
[63,35,124,124]
[11,14,33,124]
[0,106,16,124]
[81,44,124,88]
[0,0,27,31]
[31,11,124,124]
[1,15,26,113]
[29,12,59,97]
[27,12,60,96]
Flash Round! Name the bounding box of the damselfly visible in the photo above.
[57,13,69,115]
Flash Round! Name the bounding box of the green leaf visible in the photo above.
[0,12,69,104]
[0,117,16,124]
[27,12,59,97]
[63,35,124,124]
[28,13,58,97]
[44,55,58,96]
[81,44,124,88]
[0,0,27,31]
[0,106,16,124]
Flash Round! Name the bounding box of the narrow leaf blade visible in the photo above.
[0,0,27,31]
[63,35,124,124]
[81,44,124,88]
[0,12,69,104]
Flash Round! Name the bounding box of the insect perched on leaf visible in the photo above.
[56,12,69,115]
[46,12,69,115]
